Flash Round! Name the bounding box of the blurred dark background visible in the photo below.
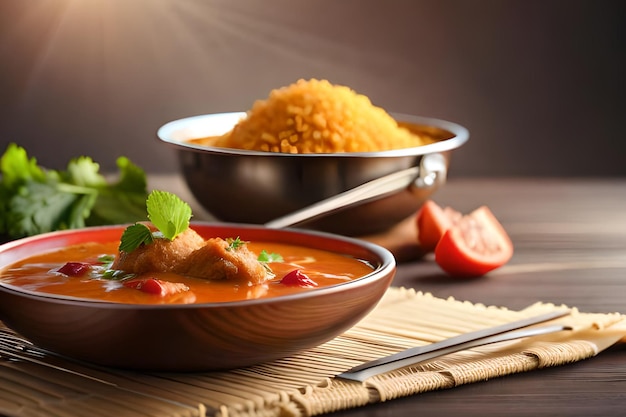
[0,0,624,178]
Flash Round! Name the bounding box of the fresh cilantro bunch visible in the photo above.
[0,143,149,239]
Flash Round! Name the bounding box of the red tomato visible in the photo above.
[280,270,318,288]
[434,206,513,278]
[123,278,189,296]
[416,200,462,251]
[57,262,91,277]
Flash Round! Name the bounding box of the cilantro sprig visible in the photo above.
[226,236,247,251]
[224,238,283,263]
[0,143,148,240]
[257,250,283,263]
[147,190,192,240]
[118,190,192,253]
[257,249,283,277]
[119,223,155,252]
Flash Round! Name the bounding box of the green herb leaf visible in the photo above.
[0,143,148,239]
[146,190,192,241]
[97,254,115,265]
[86,157,148,226]
[5,180,83,236]
[101,269,136,281]
[117,190,193,254]
[118,223,154,252]
[0,143,47,188]
[226,236,247,251]
[257,250,283,263]
[64,156,107,187]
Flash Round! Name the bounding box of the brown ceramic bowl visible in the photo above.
[0,223,395,371]
[157,112,469,236]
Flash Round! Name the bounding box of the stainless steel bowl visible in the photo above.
[157,112,469,236]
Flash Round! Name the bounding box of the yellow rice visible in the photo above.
[213,79,428,153]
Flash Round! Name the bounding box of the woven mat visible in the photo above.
[1,288,625,417]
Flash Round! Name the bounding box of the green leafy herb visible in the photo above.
[0,143,47,187]
[118,223,154,252]
[101,269,136,281]
[226,236,247,251]
[0,143,148,239]
[118,190,192,253]
[146,190,192,240]
[85,156,150,227]
[96,255,116,266]
[82,254,135,280]
[257,249,283,277]
[257,250,283,263]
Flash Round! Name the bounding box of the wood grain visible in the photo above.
[153,175,626,416]
[334,178,626,417]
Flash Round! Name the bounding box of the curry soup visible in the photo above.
[0,240,375,305]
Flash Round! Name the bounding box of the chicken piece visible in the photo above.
[112,224,270,286]
[112,225,206,274]
[175,238,270,285]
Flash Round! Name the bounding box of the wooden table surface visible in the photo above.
[154,175,626,417]
[338,178,626,417]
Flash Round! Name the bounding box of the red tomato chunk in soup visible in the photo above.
[0,240,375,304]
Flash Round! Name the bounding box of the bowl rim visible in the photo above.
[0,222,396,310]
[156,111,469,158]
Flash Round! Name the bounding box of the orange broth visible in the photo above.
[0,240,375,304]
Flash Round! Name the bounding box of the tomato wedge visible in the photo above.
[434,206,513,278]
[57,262,91,277]
[280,269,318,288]
[123,278,189,296]
[416,200,462,251]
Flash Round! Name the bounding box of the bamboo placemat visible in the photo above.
[1,287,625,417]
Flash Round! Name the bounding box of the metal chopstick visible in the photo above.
[336,310,572,382]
